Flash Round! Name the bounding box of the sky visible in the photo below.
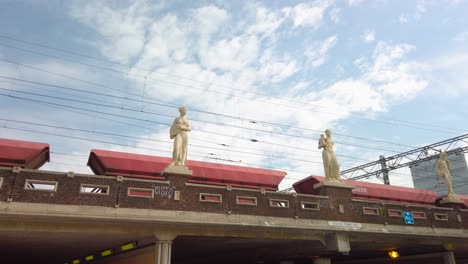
[0,0,467,190]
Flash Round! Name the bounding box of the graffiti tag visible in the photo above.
[154,185,176,199]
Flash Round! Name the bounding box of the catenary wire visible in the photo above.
[0,84,407,155]
[0,89,406,155]
[0,125,319,180]
[0,57,462,137]
[0,36,466,134]
[0,118,344,165]
[0,75,421,149]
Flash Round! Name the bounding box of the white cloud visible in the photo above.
[200,35,260,72]
[318,79,387,114]
[297,41,428,126]
[415,0,428,19]
[69,0,158,63]
[399,14,409,24]
[432,52,468,70]
[365,42,429,101]
[193,5,229,36]
[256,49,299,83]
[453,31,468,41]
[248,7,286,37]
[370,42,415,70]
[429,51,468,95]
[362,30,375,43]
[283,0,333,29]
[398,0,431,24]
[305,35,338,68]
[348,0,365,6]
[329,7,340,23]
[288,82,310,94]
[134,14,192,69]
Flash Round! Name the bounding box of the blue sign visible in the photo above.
[403,212,414,225]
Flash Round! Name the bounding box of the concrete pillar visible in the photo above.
[154,233,176,264]
[154,240,172,264]
[314,257,331,264]
[443,251,456,264]
[325,232,350,255]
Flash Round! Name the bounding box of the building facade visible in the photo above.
[410,150,468,195]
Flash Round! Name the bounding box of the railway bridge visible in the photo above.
[0,138,467,264]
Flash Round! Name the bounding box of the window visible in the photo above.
[388,209,403,217]
[24,179,57,192]
[269,199,289,208]
[412,211,427,219]
[362,207,379,216]
[80,184,109,195]
[199,193,222,203]
[127,187,154,198]
[301,202,320,210]
[434,213,448,221]
[236,196,257,206]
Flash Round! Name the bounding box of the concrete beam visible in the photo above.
[325,232,350,254]
[314,257,331,264]
[1,201,467,242]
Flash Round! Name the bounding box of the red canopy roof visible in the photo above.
[88,149,286,190]
[293,176,438,205]
[0,138,50,169]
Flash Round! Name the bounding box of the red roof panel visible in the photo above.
[293,176,437,205]
[88,149,286,190]
[0,138,50,169]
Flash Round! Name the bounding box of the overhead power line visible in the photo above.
[0,88,407,155]
[0,84,408,154]
[1,36,465,135]
[0,118,348,165]
[0,44,464,136]
[0,36,366,114]
[342,134,468,182]
[0,75,421,150]
[0,125,318,181]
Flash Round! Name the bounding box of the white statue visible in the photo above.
[436,151,456,199]
[169,107,191,167]
[318,129,343,183]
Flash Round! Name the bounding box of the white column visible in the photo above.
[443,251,456,264]
[314,257,331,264]
[154,240,173,264]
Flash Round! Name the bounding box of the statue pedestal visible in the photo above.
[313,180,355,216]
[314,181,355,190]
[162,165,193,176]
[439,196,464,205]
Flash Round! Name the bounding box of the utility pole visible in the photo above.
[379,155,390,185]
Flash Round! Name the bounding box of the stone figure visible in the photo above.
[436,151,456,199]
[169,107,191,167]
[318,129,343,183]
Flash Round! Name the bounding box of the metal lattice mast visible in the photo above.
[341,134,468,182]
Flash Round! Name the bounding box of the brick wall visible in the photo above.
[0,167,466,230]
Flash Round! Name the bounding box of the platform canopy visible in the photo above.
[0,138,50,169]
[88,149,286,190]
[293,176,438,205]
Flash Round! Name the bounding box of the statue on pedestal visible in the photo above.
[436,151,456,199]
[169,107,190,167]
[163,106,193,176]
[318,129,343,183]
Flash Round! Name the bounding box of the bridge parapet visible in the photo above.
[0,166,466,231]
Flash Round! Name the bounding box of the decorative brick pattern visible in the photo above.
[0,168,466,230]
